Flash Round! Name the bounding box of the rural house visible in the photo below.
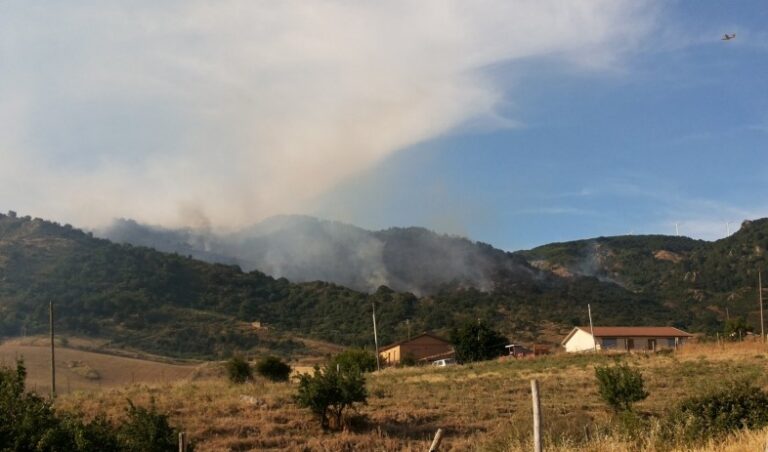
[562,326,693,353]
[379,333,453,365]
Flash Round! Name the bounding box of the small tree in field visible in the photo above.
[255,356,291,382]
[594,363,648,412]
[226,355,252,384]
[450,320,507,363]
[329,348,377,373]
[295,365,367,430]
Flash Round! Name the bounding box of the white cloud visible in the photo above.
[0,0,656,229]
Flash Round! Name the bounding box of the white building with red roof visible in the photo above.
[562,326,693,353]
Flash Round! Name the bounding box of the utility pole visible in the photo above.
[372,302,381,371]
[588,304,597,352]
[760,271,765,343]
[406,319,411,341]
[49,301,56,399]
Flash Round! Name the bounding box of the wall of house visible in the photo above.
[380,336,453,364]
[400,336,452,361]
[600,336,687,351]
[381,345,401,365]
[564,329,599,352]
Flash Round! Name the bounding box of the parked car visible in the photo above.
[432,358,456,367]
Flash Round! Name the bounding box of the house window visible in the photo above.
[602,338,617,348]
[667,338,676,347]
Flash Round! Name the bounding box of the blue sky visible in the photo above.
[314,1,768,249]
[1,1,766,250]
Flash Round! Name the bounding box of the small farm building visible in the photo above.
[562,326,693,353]
[379,333,453,365]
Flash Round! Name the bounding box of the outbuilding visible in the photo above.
[562,326,693,353]
[379,333,453,365]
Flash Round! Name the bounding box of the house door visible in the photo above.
[627,339,634,350]
[648,339,656,351]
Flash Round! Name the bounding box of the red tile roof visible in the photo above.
[577,326,693,338]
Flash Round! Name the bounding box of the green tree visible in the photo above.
[295,365,367,430]
[329,348,377,373]
[724,317,751,341]
[225,355,252,384]
[255,356,291,382]
[450,320,507,363]
[594,363,649,412]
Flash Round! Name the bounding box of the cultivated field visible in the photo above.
[40,341,768,451]
[0,337,200,394]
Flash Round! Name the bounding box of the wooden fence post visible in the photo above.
[178,432,187,452]
[428,428,444,452]
[531,379,542,452]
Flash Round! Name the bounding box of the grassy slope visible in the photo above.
[49,342,768,451]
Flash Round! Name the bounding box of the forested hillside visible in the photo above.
[0,212,683,358]
[520,220,768,333]
[98,215,544,295]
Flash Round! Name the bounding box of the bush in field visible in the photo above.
[594,363,648,412]
[295,365,367,430]
[329,348,377,373]
[61,414,121,451]
[118,400,184,452]
[255,356,291,382]
[450,320,507,363]
[400,352,417,367]
[225,355,252,384]
[665,382,768,441]
[724,317,751,341]
[0,360,185,451]
[0,359,62,450]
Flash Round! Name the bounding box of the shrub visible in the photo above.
[225,355,252,384]
[594,363,648,412]
[0,360,185,451]
[62,414,121,452]
[665,382,768,441]
[295,365,367,430]
[330,348,377,373]
[0,359,61,450]
[400,352,417,367]
[118,400,183,452]
[255,356,291,382]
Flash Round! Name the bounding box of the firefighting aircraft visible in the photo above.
[722,33,736,41]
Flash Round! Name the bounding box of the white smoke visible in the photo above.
[0,0,656,228]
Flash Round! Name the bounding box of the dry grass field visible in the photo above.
[0,337,200,394]
[37,340,768,451]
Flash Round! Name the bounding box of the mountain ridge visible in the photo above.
[1,211,682,358]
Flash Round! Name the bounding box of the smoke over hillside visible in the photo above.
[98,215,538,294]
[0,1,654,229]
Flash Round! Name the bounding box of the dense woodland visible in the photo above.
[1,212,767,358]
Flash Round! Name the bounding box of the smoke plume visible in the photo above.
[0,1,655,229]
